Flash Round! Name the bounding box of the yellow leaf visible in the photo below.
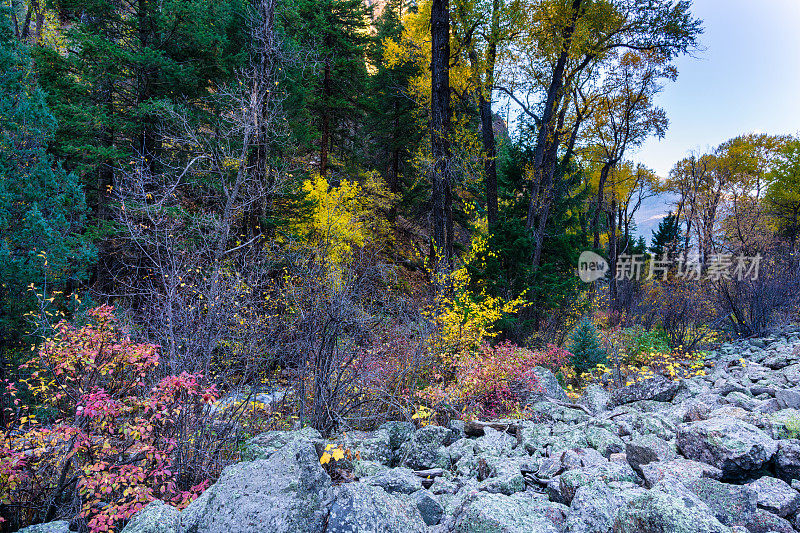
[319,452,331,465]
[331,448,344,461]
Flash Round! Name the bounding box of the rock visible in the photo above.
[518,423,551,455]
[624,435,677,477]
[746,476,800,517]
[558,461,641,505]
[761,408,800,438]
[452,492,566,533]
[584,385,612,413]
[742,508,795,533]
[240,427,322,461]
[522,366,570,403]
[473,427,516,456]
[725,391,758,411]
[612,485,731,533]
[478,472,526,495]
[639,458,722,487]
[681,477,758,528]
[354,460,389,478]
[676,417,777,480]
[411,489,444,526]
[339,429,392,466]
[775,439,800,481]
[362,467,421,494]
[121,500,180,533]
[180,439,332,533]
[17,521,71,533]
[776,388,800,409]
[564,481,628,533]
[585,426,624,458]
[326,483,427,533]
[611,376,680,406]
[400,426,451,470]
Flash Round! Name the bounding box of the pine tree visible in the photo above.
[366,0,420,193]
[283,0,371,176]
[649,211,681,257]
[0,7,95,349]
[567,318,608,374]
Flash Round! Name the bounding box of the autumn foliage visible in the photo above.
[1,305,217,532]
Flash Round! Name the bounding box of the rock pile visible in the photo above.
[23,327,800,533]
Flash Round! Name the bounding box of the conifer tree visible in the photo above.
[0,7,95,353]
[567,318,608,374]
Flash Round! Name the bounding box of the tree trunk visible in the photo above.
[592,160,614,249]
[430,0,452,271]
[482,0,500,227]
[526,0,583,270]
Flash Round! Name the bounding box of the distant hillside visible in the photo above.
[632,191,679,243]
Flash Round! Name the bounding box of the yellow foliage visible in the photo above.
[294,172,395,266]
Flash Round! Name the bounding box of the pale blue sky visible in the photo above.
[633,0,800,177]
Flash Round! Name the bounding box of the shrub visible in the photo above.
[1,306,218,532]
[567,319,608,374]
[419,342,570,419]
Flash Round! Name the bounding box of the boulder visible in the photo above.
[676,417,777,480]
[530,366,570,403]
[120,500,180,533]
[612,485,731,533]
[639,458,722,487]
[564,481,628,533]
[584,384,612,413]
[611,376,680,406]
[624,435,677,477]
[400,425,451,470]
[681,477,758,528]
[775,439,800,481]
[452,492,567,533]
[746,476,800,517]
[558,461,641,505]
[776,388,800,410]
[585,426,624,458]
[180,439,332,533]
[17,522,71,533]
[326,483,426,533]
[362,467,421,494]
[411,489,444,526]
[742,509,795,533]
[240,427,322,461]
[477,472,526,495]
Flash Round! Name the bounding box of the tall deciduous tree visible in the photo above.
[431,0,453,269]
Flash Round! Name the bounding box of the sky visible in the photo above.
[632,0,800,178]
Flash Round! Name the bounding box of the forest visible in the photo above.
[2,0,800,530]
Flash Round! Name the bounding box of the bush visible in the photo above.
[1,306,218,532]
[567,319,608,374]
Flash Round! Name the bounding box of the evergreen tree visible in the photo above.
[282,0,371,177]
[567,318,608,374]
[0,7,95,351]
[649,211,681,257]
[366,0,420,193]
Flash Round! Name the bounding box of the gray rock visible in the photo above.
[584,385,612,413]
[746,476,800,517]
[585,426,624,458]
[362,467,421,494]
[353,460,389,478]
[676,417,777,480]
[776,388,800,409]
[473,427,516,456]
[240,427,322,461]
[558,461,641,505]
[452,492,566,533]
[611,375,680,406]
[612,485,731,533]
[379,421,416,458]
[17,521,70,533]
[400,426,451,470]
[624,435,677,477]
[681,477,758,528]
[742,508,795,533]
[121,500,179,533]
[411,489,444,526]
[775,439,800,481]
[639,458,722,487]
[478,472,526,495]
[725,391,758,411]
[564,482,625,533]
[326,483,426,533]
[180,439,332,533]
